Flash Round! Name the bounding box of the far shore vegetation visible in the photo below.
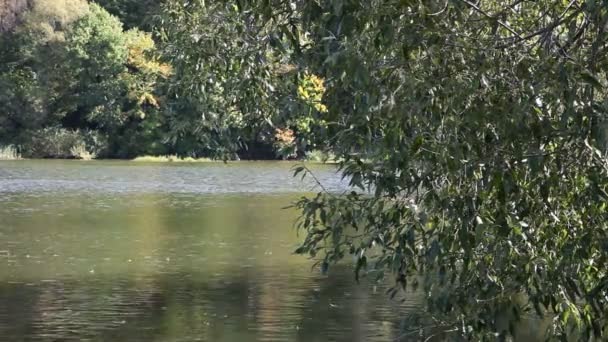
[131,155,213,163]
[0,145,21,160]
[0,151,336,164]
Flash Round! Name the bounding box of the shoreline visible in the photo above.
[0,157,339,164]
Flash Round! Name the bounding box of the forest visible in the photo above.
[0,0,330,160]
[1,0,608,340]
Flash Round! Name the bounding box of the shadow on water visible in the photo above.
[0,268,407,342]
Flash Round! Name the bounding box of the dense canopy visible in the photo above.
[178,0,607,339]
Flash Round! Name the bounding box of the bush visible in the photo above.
[22,127,106,159]
[0,145,21,160]
[70,142,95,160]
[304,149,336,163]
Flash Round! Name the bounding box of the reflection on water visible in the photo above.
[0,161,550,341]
[0,161,409,341]
[0,272,403,342]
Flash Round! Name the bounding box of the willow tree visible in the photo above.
[161,0,608,339]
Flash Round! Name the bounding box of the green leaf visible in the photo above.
[581,70,603,89]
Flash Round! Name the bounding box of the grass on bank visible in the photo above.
[0,145,22,160]
[304,150,339,163]
[0,149,338,163]
[132,155,214,163]
[133,151,340,163]
[70,143,96,161]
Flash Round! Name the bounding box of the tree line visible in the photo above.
[0,0,330,159]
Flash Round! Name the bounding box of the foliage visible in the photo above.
[0,1,171,158]
[289,72,330,155]
[3,0,608,338]
[160,1,266,158]
[70,142,95,160]
[65,3,127,82]
[297,72,328,114]
[273,127,297,159]
[1,0,332,160]
[159,1,320,159]
[0,66,48,141]
[22,127,106,159]
[94,0,160,30]
[64,5,171,157]
[0,0,89,145]
[165,0,608,339]
[0,145,21,160]
[16,0,89,45]
[304,149,336,163]
[287,0,608,340]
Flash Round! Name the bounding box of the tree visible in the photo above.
[94,0,160,30]
[159,1,298,159]
[0,1,170,158]
[162,0,608,339]
[63,3,171,157]
[0,0,89,145]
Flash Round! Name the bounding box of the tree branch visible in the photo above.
[457,0,523,39]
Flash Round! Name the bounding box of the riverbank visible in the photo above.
[0,153,339,164]
[0,157,339,166]
[131,155,214,163]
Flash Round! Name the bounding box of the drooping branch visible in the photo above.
[457,0,523,39]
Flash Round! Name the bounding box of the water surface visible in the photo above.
[0,160,410,342]
[0,160,550,341]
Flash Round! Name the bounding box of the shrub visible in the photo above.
[22,127,106,158]
[69,142,95,160]
[0,145,21,160]
[304,149,336,163]
[273,128,297,159]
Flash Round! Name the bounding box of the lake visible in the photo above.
[0,160,552,341]
[0,160,414,342]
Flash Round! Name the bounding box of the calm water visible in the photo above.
[0,161,549,341]
[0,160,412,342]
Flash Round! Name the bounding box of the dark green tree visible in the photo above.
[94,0,160,30]
[63,4,171,157]
[159,1,299,159]
[0,0,89,145]
[161,0,608,339]
[0,1,170,158]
